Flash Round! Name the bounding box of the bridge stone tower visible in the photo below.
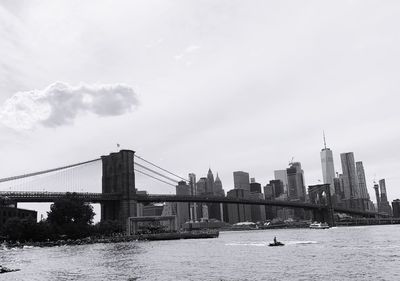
[101,150,137,228]
[308,184,335,226]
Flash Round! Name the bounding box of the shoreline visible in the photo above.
[1,230,219,249]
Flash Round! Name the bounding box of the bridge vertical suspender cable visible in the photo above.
[0,158,101,183]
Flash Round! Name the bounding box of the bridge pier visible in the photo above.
[309,184,335,227]
[101,150,137,231]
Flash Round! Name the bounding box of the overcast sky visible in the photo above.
[1,1,400,218]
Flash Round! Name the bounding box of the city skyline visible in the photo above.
[1,2,400,280]
[1,1,399,210]
[185,142,392,207]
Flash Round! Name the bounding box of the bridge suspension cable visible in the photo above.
[134,169,176,187]
[134,154,188,182]
[0,158,101,183]
[134,162,180,184]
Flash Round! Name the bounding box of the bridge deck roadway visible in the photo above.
[0,191,120,203]
[134,194,324,210]
[0,191,381,217]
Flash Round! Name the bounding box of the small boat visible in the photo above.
[268,241,284,247]
[309,222,330,229]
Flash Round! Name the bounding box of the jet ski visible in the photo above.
[268,241,284,246]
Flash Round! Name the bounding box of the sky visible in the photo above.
[1,1,400,219]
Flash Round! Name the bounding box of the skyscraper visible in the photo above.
[340,152,359,200]
[226,189,251,224]
[188,173,197,222]
[196,177,207,195]
[373,183,380,210]
[176,181,191,228]
[274,170,288,193]
[392,199,400,218]
[213,173,225,196]
[379,179,392,216]
[250,181,262,193]
[355,162,369,199]
[320,134,335,195]
[206,168,214,194]
[286,162,306,201]
[233,171,250,191]
[249,178,266,222]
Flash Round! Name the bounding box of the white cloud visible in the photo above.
[174,45,201,60]
[0,82,139,130]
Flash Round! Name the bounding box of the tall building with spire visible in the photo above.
[320,132,335,195]
[206,168,214,194]
[213,173,225,196]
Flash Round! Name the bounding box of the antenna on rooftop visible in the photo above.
[323,131,327,149]
[289,157,294,166]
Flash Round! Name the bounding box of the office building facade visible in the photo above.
[286,162,306,201]
[340,152,359,200]
[233,171,250,191]
[321,147,335,195]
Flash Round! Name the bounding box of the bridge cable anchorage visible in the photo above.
[134,162,180,184]
[0,158,101,183]
[134,169,176,187]
[134,154,189,182]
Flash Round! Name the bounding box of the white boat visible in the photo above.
[309,222,330,229]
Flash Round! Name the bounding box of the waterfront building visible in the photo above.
[320,134,335,195]
[136,190,148,216]
[340,152,360,200]
[286,162,306,201]
[392,199,400,218]
[0,205,37,227]
[176,181,191,229]
[233,171,250,191]
[249,178,265,222]
[161,202,177,217]
[226,189,251,224]
[143,203,164,216]
[249,192,266,222]
[378,179,392,216]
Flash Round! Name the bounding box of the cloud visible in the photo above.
[174,45,201,60]
[0,82,139,130]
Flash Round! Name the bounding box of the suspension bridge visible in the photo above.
[0,149,382,230]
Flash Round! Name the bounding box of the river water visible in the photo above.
[1,225,399,281]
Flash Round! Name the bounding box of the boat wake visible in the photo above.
[225,242,268,247]
[225,240,318,246]
[286,241,318,245]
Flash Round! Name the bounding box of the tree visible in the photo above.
[47,192,95,226]
[1,217,37,241]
